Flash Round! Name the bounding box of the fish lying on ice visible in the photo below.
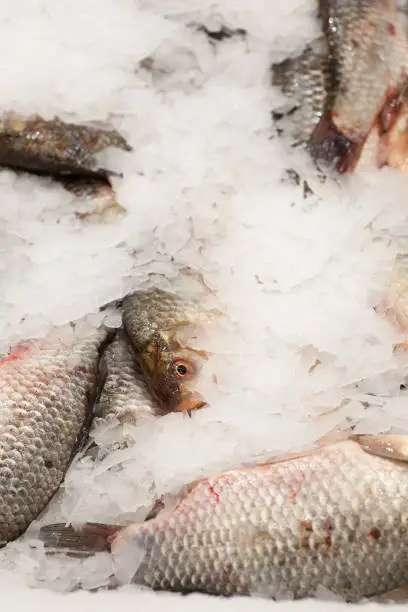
[88,286,220,458]
[271,37,329,145]
[96,328,159,428]
[0,112,132,219]
[271,0,408,173]
[0,320,113,546]
[0,112,131,179]
[122,288,221,414]
[88,328,160,458]
[40,434,408,601]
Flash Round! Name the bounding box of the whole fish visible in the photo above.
[122,288,219,414]
[41,435,408,601]
[272,0,408,172]
[0,321,112,546]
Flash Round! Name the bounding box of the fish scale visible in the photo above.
[271,0,408,171]
[89,328,159,459]
[322,0,408,141]
[0,323,110,545]
[271,38,329,142]
[122,288,217,413]
[96,328,158,426]
[109,439,408,600]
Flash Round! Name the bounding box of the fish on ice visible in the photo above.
[0,112,132,219]
[40,433,408,601]
[0,112,131,179]
[122,288,221,414]
[88,327,160,459]
[0,320,113,546]
[271,0,408,173]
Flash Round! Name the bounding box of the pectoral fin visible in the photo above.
[350,434,408,463]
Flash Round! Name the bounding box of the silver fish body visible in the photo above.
[96,328,158,426]
[90,329,159,458]
[272,1,408,172]
[272,38,329,142]
[112,438,408,600]
[122,288,207,353]
[0,322,110,545]
[320,0,408,142]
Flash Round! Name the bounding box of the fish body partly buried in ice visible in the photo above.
[42,435,408,601]
[272,0,408,172]
[122,288,219,414]
[96,328,158,427]
[0,321,111,546]
[89,328,159,458]
[0,112,132,219]
[0,112,131,179]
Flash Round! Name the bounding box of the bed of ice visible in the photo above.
[2,0,408,608]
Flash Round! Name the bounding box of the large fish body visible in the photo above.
[319,0,408,141]
[117,437,408,600]
[42,436,408,600]
[272,0,408,172]
[0,321,111,545]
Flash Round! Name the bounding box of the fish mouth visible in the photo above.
[174,392,208,413]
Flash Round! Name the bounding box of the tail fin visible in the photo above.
[39,522,121,557]
[308,111,362,174]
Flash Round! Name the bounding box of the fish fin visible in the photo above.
[98,296,125,313]
[39,522,122,557]
[368,586,408,604]
[350,434,408,463]
[308,111,362,173]
[315,426,352,446]
[144,497,165,521]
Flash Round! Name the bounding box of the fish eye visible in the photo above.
[176,363,188,376]
[171,359,195,379]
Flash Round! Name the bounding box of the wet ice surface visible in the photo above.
[1,569,405,612]
[2,0,408,607]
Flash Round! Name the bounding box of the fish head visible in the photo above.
[123,288,220,414]
[141,329,209,413]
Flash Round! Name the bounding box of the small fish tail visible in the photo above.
[39,522,122,557]
[308,111,361,173]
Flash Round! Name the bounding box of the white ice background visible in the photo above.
[1,0,408,608]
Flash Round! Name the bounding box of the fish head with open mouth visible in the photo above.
[122,288,220,414]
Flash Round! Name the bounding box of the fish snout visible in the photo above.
[174,391,208,414]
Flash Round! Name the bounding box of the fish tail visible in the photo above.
[308,111,362,173]
[39,522,122,557]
